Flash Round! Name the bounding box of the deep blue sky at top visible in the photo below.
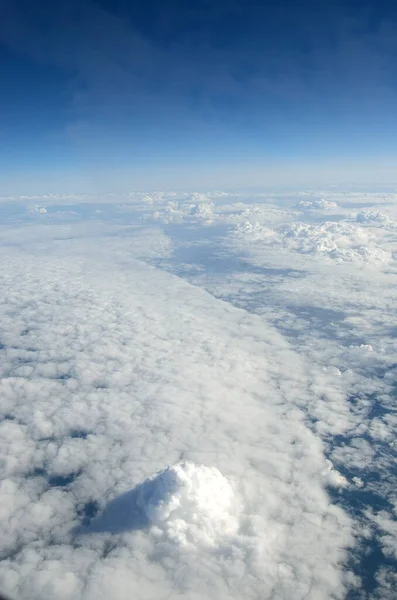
[0,0,396,191]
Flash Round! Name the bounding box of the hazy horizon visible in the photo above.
[1,0,397,193]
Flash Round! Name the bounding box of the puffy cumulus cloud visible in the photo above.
[185,193,213,203]
[297,199,339,211]
[235,219,392,264]
[368,510,397,562]
[227,204,297,226]
[355,210,397,233]
[359,509,397,600]
[136,461,240,547]
[152,199,215,224]
[0,244,355,600]
[369,413,397,443]
[297,191,397,206]
[220,218,396,440]
[321,460,348,490]
[356,210,391,224]
[372,569,397,599]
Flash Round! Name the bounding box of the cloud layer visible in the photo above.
[0,187,396,598]
[0,238,354,600]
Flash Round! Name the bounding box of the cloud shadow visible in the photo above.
[73,484,149,536]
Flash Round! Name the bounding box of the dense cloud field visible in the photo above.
[0,189,396,599]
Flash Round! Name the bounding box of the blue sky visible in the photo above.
[0,0,397,193]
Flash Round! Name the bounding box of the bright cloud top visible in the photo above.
[137,461,240,547]
[236,219,392,264]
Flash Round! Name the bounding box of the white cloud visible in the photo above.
[136,461,240,547]
[321,460,348,490]
[234,219,392,264]
[152,199,215,224]
[0,242,354,600]
[297,198,339,211]
[356,210,391,224]
[369,510,397,561]
[1,188,396,598]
